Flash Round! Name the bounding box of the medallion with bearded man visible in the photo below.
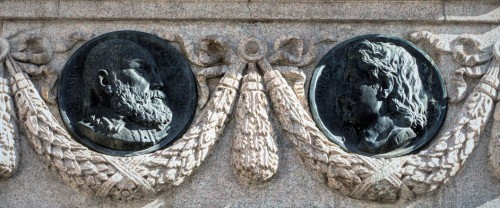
[59,31,197,156]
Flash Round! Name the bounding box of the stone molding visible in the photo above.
[0,1,498,23]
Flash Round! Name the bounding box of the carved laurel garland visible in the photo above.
[0,38,19,179]
[256,31,499,201]
[491,104,500,179]
[229,36,320,182]
[411,30,500,181]
[2,31,242,200]
[2,28,498,202]
[161,34,321,183]
[0,77,19,179]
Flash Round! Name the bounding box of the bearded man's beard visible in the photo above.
[110,81,172,128]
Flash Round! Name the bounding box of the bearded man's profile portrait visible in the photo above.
[76,39,173,151]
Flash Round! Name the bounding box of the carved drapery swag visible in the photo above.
[0,27,499,202]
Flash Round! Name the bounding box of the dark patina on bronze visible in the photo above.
[309,34,447,158]
[59,31,197,156]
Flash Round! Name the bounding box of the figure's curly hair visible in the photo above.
[348,40,428,130]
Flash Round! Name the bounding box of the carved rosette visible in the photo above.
[1,27,498,203]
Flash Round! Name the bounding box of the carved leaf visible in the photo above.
[452,44,492,67]
[448,70,468,104]
[460,64,491,78]
[157,33,204,66]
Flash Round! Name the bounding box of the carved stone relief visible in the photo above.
[0,37,19,179]
[310,35,447,157]
[227,36,319,183]
[0,26,498,203]
[0,30,241,200]
[411,28,500,181]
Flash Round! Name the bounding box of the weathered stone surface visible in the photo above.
[0,1,499,207]
[445,1,500,23]
[0,0,58,19]
[58,1,444,21]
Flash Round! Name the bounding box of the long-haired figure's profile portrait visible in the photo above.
[339,40,428,154]
[59,31,197,156]
[310,35,447,157]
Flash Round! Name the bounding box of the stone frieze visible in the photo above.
[0,25,499,203]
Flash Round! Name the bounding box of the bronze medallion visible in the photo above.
[309,34,447,158]
[59,30,197,156]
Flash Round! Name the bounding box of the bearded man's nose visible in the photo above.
[150,76,164,90]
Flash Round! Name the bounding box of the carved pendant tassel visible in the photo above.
[232,72,278,183]
[0,37,19,179]
[0,76,19,179]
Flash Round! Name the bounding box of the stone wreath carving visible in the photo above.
[411,28,500,181]
[160,34,322,183]
[0,37,19,179]
[1,31,241,200]
[219,33,496,201]
[252,34,498,201]
[1,28,497,202]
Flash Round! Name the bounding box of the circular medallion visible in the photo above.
[59,30,197,156]
[309,34,447,158]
